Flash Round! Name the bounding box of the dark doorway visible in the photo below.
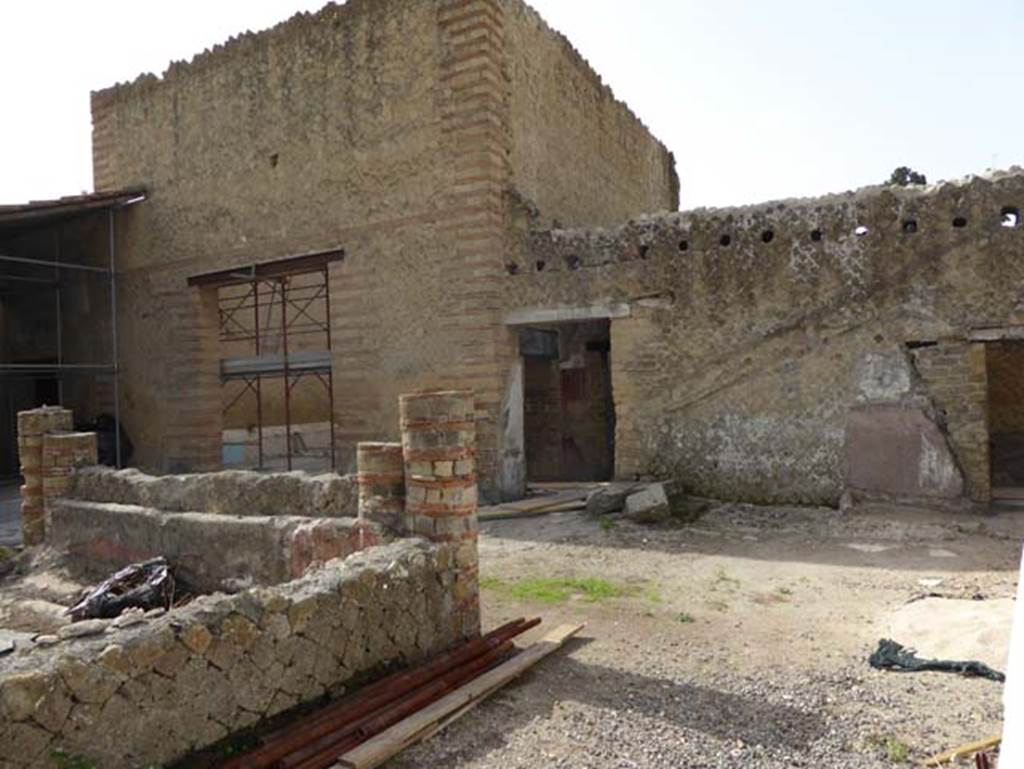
[0,374,58,479]
[987,340,1024,490]
[521,320,615,482]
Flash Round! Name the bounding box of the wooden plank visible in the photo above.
[992,486,1024,500]
[921,735,1001,766]
[527,481,607,491]
[498,490,589,511]
[334,623,584,769]
[478,499,586,522]
[477,490,589,518]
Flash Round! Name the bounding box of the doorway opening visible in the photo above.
[520,319,615,482]
[987,340,1024,496]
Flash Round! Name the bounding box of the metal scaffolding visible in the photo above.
[0,190,146,470]
[189,248,343,472]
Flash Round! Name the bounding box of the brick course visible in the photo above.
[89,0,675,496]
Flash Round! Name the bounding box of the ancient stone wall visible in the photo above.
[508,170,1024,505]
[49,498,381,593]
[68,466,357,518]
[0,539,461,769]
[504,2,678,227]
[91,0,454,475]
[89,0,677,499]
[51,466,368,591]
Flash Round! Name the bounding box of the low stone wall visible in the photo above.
[0,539,460,769]
[49,499,386,592]
[68,466,358,518]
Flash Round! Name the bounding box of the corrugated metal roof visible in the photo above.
[0,188,147,229]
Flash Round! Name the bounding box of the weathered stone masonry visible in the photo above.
[509,170,1024,508]
[88,0,677,500]
[17,408,97,546]
[0,539,460,769]
[2,393,480,768]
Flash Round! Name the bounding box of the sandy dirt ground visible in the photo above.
[391,502,1022,768]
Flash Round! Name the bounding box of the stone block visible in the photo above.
[623,484,672,523]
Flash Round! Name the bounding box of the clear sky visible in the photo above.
[1,1,1021,209]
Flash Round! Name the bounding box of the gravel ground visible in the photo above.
[390,502,1018,768]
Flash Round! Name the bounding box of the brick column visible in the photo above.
[399,390,480,640]
[436,1,515,501]
[164,284,223,472]
[16,407,72,545]
[42,432,98,532]
[356,442,405,531]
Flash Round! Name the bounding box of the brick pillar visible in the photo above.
[42,432,98,534]
[399,390,480,640]
[16,407,73,545]
[356,442,405,531]
[436,1,515,501]
[164,284,223,472]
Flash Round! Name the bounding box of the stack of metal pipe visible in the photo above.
[218,617,540,769]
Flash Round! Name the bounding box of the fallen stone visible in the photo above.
[34,635,59,647]
[622,482,708,524]
[585,484,638,516]
[58,619,110,639]
[624,484,672,523]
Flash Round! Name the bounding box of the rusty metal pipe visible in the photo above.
[284,640,516,769]
[223,618,535,769]
[278,619,533,742]
[281,641,515,769]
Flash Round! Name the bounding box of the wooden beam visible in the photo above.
[921,735,1001,766]
[334,623,584,769]
[504,302,630,326]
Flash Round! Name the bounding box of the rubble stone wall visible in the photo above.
[49,467,368,591]
[0,539,462,769]
[508,170,1024,506]
[49,499,385,593]
[67,466,358,517]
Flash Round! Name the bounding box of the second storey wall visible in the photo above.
[504,2,679,228]
[91,0,457,473]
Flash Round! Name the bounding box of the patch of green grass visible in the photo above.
[598,516,617,532]
[510,577,625,604]
[50,751,100,769]
[643,585,662,604]
[483,575,659,605]
[0,546,12,562]
[479,576,504,590]
[886,738,910,763]
[713,567,741,590]
[705,598,730,612]
[677,612,696,624]
[865,734,911,763]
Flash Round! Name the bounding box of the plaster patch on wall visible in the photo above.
[855,351,914,402]
[645,413,845,505]
[919,431,963,496]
